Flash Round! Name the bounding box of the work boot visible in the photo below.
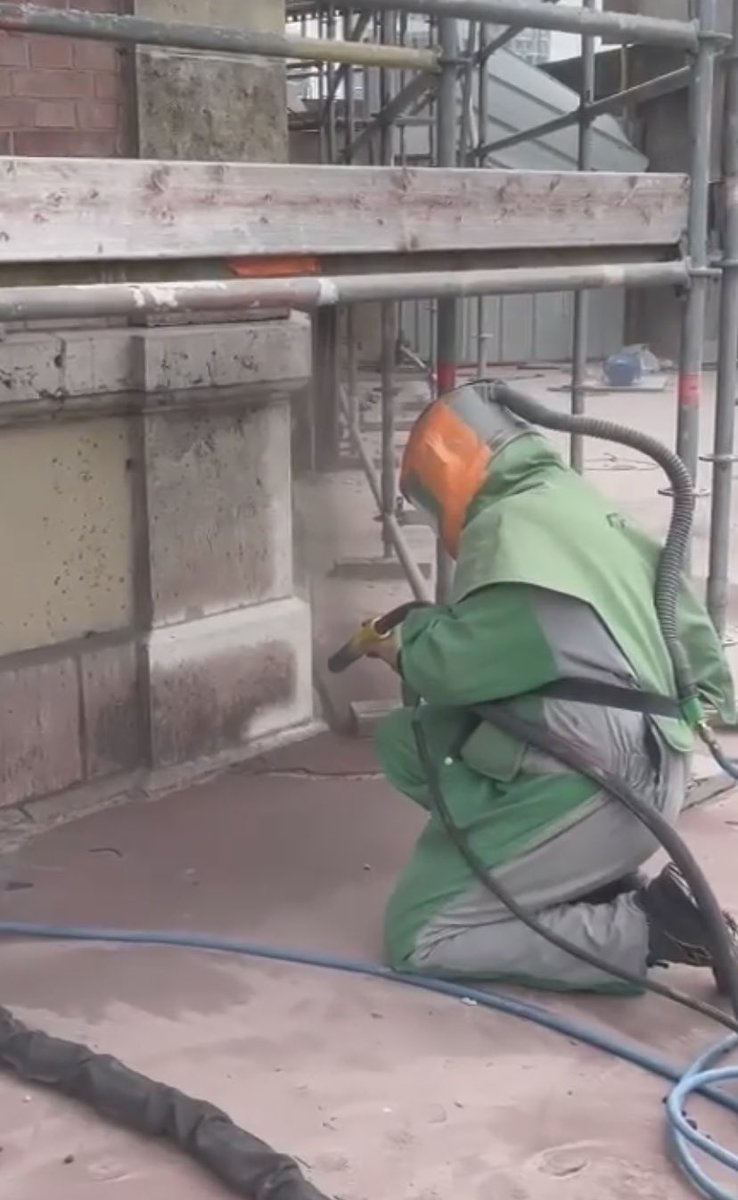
[637,862,738,993]
[580,872,647,906]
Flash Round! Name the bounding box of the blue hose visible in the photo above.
[0,920,737,1197]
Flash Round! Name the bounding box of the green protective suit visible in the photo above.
[376,430,735,975]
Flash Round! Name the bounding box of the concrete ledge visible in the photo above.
[148,597,313,768]
[0,314,311,403]
[132,315,310,392]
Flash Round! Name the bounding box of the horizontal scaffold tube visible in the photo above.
[0,2,440,70]
[348,0,699,50]
[0,261,690,323]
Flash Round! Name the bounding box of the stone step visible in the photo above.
[349,698,401,737]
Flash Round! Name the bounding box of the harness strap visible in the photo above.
[531,677,681,720]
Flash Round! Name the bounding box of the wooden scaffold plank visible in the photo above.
[0,158,689,265]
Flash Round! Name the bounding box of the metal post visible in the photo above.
[398,11,408,346]
[476,21,489,377]
[706,0,738,634]
[326,2,338,163]
[380,9,397,560]
[434,15,458,601]
[400,11,410,164]
[569,0,595,474]
[317,6,328,163]
[314,307,341,471]
[435,16,458,393]
[380,301,398,558]
[342,403,433,602]
[345,9,359,432]
[319,11,372,123]
[458,20,478,165]
[676,0,717,490]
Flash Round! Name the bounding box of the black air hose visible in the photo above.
[473,707,738,1013]
[411,706,738,1027]
[0,1002,329,1200]
[485,380,700,717]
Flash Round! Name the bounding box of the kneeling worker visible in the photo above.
[370,384,737,993]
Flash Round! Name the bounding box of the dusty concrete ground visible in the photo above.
[2,366,738,1198]
[1,732,738,1199]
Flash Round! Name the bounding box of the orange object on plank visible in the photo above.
[227,256,321,278]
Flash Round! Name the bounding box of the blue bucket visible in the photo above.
[603,351,642,388]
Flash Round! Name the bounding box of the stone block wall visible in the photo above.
[0,0,315,814]
[133,0,287,162]
[0,315,314,811]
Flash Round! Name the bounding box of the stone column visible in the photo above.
[0,2,314,816]
[135,318,313,769]
[130,0,312,771]
[0,314,313,811]
[133,1,288,163]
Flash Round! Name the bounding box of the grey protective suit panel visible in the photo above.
[408,589,691,988]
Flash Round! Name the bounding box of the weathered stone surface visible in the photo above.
[135,0,283,31]
[0,333,68,403]
[81,641,142,779]
[133,316,311,393]
[0,317,311,402]
[145,399,293,625]
[0,659,82,808]
[135,50,287,162]
[0,330,136,404]
[148,596,312,768]
[0,420,135,655]
[61,330,135,398]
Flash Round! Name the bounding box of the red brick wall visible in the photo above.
[0,0,135,157]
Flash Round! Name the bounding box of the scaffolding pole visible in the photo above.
[569,0,595,474]
[706,0,738,634]
[479,67,691,161]
[380,10,398,560]
[0,2,440,69]
[344,9,360,433]
[458,20,478,165]
[676,0,718,486]
[435,14,459,601]
[326,3,338,161]
[342,69,437,161]
[476,23,518,63]
[0,262,690,324]
[344,0,699,51]
[314,306,341,470]
[476,22,490,377]
[341,402,434,603]
[320,10,373,125]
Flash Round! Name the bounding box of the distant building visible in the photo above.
[507,27,553,65]
[404,16,553,66]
